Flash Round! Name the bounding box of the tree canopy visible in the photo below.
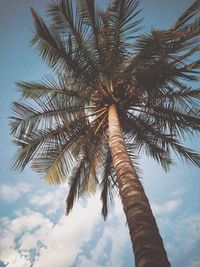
[10,0,200,218]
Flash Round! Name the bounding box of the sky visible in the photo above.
[0,0,200,267]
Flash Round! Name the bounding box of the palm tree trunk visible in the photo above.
[108,104,171,267]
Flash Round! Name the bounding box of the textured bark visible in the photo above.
[108,104,171,267]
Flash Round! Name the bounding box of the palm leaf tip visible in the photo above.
[31,7,39,22]
[100,181,108,220]
[102,206,108,220]
[66,197,72,215]
[176,146,200,168]
[100,175,114,220]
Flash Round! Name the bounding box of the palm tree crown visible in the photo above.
[10,0,200,217]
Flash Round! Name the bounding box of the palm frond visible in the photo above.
[10,94,86,136]
[31,8,67,68]
[125,14,200,84]
[77,0,103,63]
[123,110,200,170]
[33,124,86,184]
[171,0,200,31]
[66,136,101,214]
[122,114,173,171]
[31,8,95,85]
[47,0,101,81]
[11,120,84,173]
[77,0,98,28]
[78,135,102,195]
[11,133,43,171]
[66,150,85,214]
[100,151,115,219]
[16,80,66,99]
[145,104,200,137]
[155,85,200,110]
[107,0,142,75]
[16,75,91,101]
[169,140,200,167]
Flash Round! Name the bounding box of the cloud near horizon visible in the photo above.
[0,182,199,267]
[0,182,133,267]
[0,184,132,267]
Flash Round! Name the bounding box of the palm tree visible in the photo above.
[10,0,200,266]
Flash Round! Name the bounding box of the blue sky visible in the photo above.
[0,0,200,267]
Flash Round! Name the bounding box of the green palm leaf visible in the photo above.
[100,151,115,219]
[47,0,101,81]
[31,8,95,85]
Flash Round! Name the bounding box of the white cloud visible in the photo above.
[105,224,131,267]
[151,199,181,215]
[29,185,66,214]
[33,196,101,267]
[0,209,53,265]
[0,190,102,267]
[0,183,32,202]
[30,193,55,206]
[10,209,53,234]
[76,255,102,267]
[76,197,133,267]
[2,181,195,267]
[0,186,133,267]
[0,249,30,267]
[0,181,184,267]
